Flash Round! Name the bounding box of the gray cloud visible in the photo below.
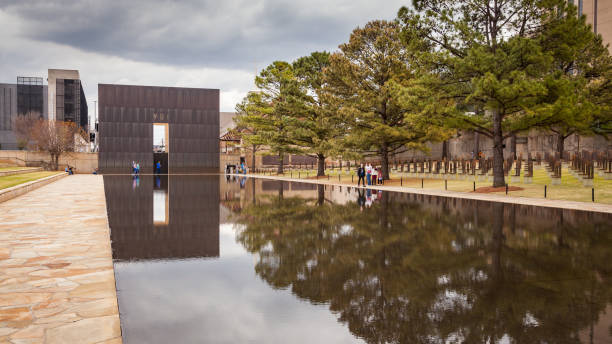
[2,0,408,70]
[0,0,408,111]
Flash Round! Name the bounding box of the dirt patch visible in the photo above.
[473,186,524,193]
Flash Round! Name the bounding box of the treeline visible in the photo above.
[234,0,612,187]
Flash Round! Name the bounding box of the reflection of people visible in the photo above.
[357,188,365,211]
[365,188,372,208]
[155,175,161,188]
[357,164,365,186]
[239,176,246,188]
[132,175,140,189]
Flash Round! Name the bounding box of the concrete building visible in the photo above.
[0,78,48,150]
[47,69,88,131]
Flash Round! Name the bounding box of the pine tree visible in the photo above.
[399,0,570,187]
[323,20,443,180]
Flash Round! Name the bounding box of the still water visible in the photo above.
[103,175,612,344]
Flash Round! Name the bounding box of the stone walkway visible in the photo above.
[0,175,121,344]
[238,174,612,214]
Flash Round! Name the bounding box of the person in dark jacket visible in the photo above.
[357,164,366,186]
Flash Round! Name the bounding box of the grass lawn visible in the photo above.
[0,171,63,191]
[0,166,33,172]
[253,166,612,205]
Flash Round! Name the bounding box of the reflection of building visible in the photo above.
[105,175,220,260]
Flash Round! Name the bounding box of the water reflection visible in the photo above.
[233,182,612,344]
[104,176,612,343]
[104,175,220,261]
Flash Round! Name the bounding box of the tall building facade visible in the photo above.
[0,79,48,150]
[575,0,612,48]
[98,84,220,173]
[48,69,88,131]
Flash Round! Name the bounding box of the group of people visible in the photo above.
[64,166,74,175]
[356,163,383,186]
[132,161,140,175]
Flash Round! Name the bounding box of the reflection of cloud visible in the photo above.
[114,222,363,343]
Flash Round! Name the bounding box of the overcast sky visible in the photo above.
[0,0,408,114]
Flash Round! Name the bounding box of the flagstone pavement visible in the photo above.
[0,175,121,344]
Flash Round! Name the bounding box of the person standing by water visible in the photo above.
[155,161,161,174]
[135,162,140,175]
[357,164,365,186]
[371,166,377,185]
[366,163,372,185]
[377,167,383,185]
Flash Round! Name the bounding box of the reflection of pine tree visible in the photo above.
[235,190,612,343]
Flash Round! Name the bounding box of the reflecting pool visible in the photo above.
[103,175,612,344]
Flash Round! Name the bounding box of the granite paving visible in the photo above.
[0,175,121,344]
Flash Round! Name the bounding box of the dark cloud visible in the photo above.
[1,0,407,70]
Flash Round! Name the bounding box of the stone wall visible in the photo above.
[0,150,98,173]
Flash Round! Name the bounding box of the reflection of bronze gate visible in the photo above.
[153,153,168,174]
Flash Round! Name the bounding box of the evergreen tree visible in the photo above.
[536,3,612,157]
[398,0,573,187]
[290,51,347,177]
[323,20,444,180]
[243,61,302,174]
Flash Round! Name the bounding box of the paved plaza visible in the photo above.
[0,175,121,344]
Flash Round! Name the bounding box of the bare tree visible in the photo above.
[14,117,79,170]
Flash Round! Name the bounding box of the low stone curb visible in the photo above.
[0,167,43,177]
[0,172,67,203]
[233,173,612,214]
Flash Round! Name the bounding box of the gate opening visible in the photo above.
[153,123,169,174]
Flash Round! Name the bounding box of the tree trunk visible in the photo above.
[251,145,256,172]
[381,146,390,180]
[317,154,325,177]
[557,134,565,159]
[492,110,505,187]
[277,153,284,174]
[52,154,59,171]
[474,131,480,158]
[442,140,448,160]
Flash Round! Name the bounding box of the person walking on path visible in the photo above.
[366,164,372,185]
[357,164,366,186]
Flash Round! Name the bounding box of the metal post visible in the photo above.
[473,181,476,191]
[505,184,508,195]
[421,179,424,188]
[338,174,341,182]
[545,185,547,198]
[445,179,447,190]
[299,172,301,178]
[401,176,403,186]
[592,188,595,202]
